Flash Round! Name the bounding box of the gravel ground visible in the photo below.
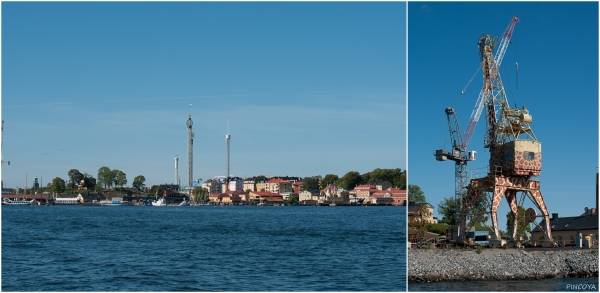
[408,248,599,283]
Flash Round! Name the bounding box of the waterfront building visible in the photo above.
[160,184,180,191]
[531,209,599,246]
[77,192,106,203]
[249,191,284,204]
[278,176,301,184]
[202,179,222,195]
[222,177,243,192]
[55,194,80,205]
[266,178,292,194]
[321,184,349,204]
[243,178,256,192]
[224,190,249,202]
[366,180,392,191]
[349,184,379,202]
[293,181,303,194]
[299,190,320,205]
[209,192,242,205]
[407,202,438,224]
[371,188,406,206]
[255,179,268,192]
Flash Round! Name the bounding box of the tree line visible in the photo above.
[299,168,407,192]
[48,167,146,195]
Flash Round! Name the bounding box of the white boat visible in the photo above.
[100,200,128,206]
[152,198,167,206]
[179,200,190,206]
[2,198,37,205]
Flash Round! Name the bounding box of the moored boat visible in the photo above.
[2,198,37,205]
[100,200,128,206]
[152,198,167,206]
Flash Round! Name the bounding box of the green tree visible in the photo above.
[51,177,66,196]
[132,175,146,191]
[300,177,319,191]
[467,192,490,233]
[337,171,363,191]
[506,206,531,240]
[427,223,450,235]
[363,168,407,189]
[67,169,84,192]
[112,169,127,188]
[320,174,339,189]
[98,166,113,190]
[81,173,96,190]
[395,169,407,189]
[287,193,299,204]
[253,175,267,183]
[192,187,209,204]
[360,172,371,184]
[149,185,164,199]
[437,197,457,226]
[408,185,426,204]
[438,191,490,232]
[410,203,433,238]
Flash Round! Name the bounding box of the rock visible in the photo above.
[408,249,599,283]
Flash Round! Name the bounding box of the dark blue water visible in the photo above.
[2,205,405,291]
[409,278,599,291]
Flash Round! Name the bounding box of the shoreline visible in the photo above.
[408,248,599,283]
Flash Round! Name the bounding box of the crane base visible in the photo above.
[489,239,506,248]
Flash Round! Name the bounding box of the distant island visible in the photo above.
[2,167,407,207]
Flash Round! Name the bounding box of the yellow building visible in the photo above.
[531,211,598,246]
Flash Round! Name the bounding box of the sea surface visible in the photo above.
[2,205,406,291]
[409,278,599,292]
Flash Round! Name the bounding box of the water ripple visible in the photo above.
[2,205,405,291]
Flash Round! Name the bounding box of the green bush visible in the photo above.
[426,223,449,235]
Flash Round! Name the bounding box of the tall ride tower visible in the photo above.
[187,104,194,194]
[174,156,179,186]
[225,122,230,192]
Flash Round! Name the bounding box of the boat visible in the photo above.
[152,198,167,206]
[100,200,128,206]
[315,202,330,207]
[2,198,37,205]
[179,200,190,206]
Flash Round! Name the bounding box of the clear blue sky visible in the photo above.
[409,2,598,230]
[1,2,406,189]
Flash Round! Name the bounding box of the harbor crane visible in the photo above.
[438,16,554,247]
[435,16,519,242]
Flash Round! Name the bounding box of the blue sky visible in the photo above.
[1,2,406,189]
[409,2,598,229]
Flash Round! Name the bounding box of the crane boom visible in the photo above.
[460,16,520,150]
